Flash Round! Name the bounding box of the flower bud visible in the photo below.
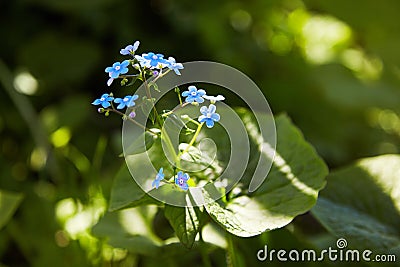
[129,111,136,119]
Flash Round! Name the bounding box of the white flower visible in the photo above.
[203,94,225,103]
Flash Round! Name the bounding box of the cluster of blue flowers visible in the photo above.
[105,41,183,86]
[91,93,138,110]
[181,85,224,128]
[92,40,226,192]
[152,168,190,191]
[151,86,225,190]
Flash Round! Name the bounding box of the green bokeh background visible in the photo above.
[1,0,399,266]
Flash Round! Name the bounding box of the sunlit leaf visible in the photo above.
[164,205,203,248]
[92,206,160,255]
[312,154,400,256]
[122,131,156,156]
[108,165,156,211]
[204,114,328,237]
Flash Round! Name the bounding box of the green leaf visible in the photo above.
[150,82,160,92]
[92,206,160,255]
[108,165,156,211]
[312,154,400,256]
[141,96,156,124]
[164,205,204,248]
[179,143,202,162]
[204,114,328,237]
[0,189,24,230]
[126,75,138,86]
[122,131,155,156]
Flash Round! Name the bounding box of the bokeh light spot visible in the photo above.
[51,127,71,148]
[13,71,39,95]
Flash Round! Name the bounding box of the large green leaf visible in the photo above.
[92,206,160,255]
[108,165,156,211]
[0,189,23,230]
[122,131,156,156]
[204,114,328,237]
[312,154,400,256]
[164,205,204,248]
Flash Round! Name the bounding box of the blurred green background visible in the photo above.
[1,0,400,266]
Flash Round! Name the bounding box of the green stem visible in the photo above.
[183,116,201,126]
[142,69,164,128]
[152,68,171,84]
[140,70,181,169]
[226,233,239,267]
[161,103,190,119]
[179,122,203,157]
[106,108,158,136]
[199,229,212,267]
[161,125,179,168]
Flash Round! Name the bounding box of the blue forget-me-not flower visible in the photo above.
[175,171,189,191]
[166,57,184,75]
[182,86,206,104]
[114,94,139,109]
[120,41,140,55]
[142,52,167,68]
[92,93,114,108]
[105,60,130,79]
[152,168,164,189]
[198,104,220,128]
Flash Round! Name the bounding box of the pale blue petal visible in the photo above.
[195,97,204,103]
[208,104,216,114]
[206,119,214,128]
[181,183,188,191]
[92,99,101,105]
[188,86,197,92]
[133,41,140,51]
[107,78,114,86]
[101,101,111,108]
[198,115,206,123]
[121,60,130,67]
[211,113,220,121]
[200,106,208,114]
[116,103,125,109]
[197,89,206,96]
[185,96,195,103]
